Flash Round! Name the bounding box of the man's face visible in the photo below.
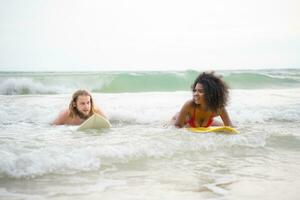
[75,95,91,117]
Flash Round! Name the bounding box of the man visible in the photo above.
[52,90,107,125]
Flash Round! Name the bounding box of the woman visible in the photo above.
[173,71,233,128]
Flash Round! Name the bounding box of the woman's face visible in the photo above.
[192,83,205,105]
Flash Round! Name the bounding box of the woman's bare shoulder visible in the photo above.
[183,99,194,108]
[180,100,194,113]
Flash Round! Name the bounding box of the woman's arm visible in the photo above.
[174,101,191,128]
[219,108,233,127]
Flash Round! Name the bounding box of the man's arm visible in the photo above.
[51,109,69,125]
[94,106,107,119]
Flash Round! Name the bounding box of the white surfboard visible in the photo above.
[77,113,111,131]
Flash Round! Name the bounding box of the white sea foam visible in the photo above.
[0,78,66,95]
[1,86,300,200]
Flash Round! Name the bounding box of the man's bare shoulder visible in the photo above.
[52,109,70,125]
[94,106,107,119]
[58,109,70,117]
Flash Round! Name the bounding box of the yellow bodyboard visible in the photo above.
[187,126,238,134]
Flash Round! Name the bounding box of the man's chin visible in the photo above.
[83,113,90,117]
[78,111,90,119]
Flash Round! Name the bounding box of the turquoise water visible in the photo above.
[0,69,300,200]
[0,69,300,94]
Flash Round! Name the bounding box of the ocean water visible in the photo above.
[0,69,300,200]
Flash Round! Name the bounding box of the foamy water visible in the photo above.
[1,86,300,199]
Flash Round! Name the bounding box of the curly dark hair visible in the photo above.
[191,71,229,113]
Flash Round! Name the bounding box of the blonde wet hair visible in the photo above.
[68,90,96,118]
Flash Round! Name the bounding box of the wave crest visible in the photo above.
[0,78,63,95]
[0,69,299,95]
